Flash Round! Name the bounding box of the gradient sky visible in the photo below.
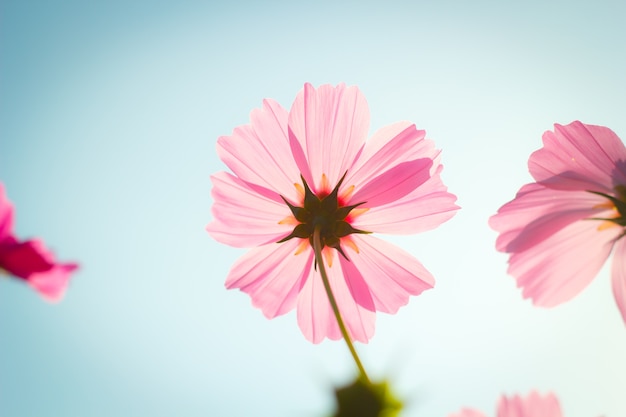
[1,1,625,416]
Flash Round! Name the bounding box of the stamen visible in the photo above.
[342,236,360,254]
[294,239,309,255]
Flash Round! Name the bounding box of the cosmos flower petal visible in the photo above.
[341,235,434,313]
[337,254,375,312]
[352,171,458,234]
[216,99,302,203]
[0,239,56,277]
[209,83,456,342]
[350,159,433,208]
[508,219,620,307]
[490,183,608,252]
[288,83,369,192]
[225,239,313,319]
[346,122,435,188]
[27,263,78,302]
[611,238,626,325]
[0,183,14,240]
[297,250,376,344]
[447,410,488,417]
[529,121,626,191]
[0,238,77,301]
[206,172,293,248]
[496,391,563,417]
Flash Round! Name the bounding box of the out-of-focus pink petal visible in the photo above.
[350,159,432,208]
[28,263,77,302]
[225,239,313,319]
[490,183,608,252]
[496,391,562,417]
[611,238,626,325]
[0,239,54,278]
[0,238,77,301]
[345,122,435,188]
[206,172,293,248]
[529,121,626,192]
[297,250,375,344]
[448,410,488,417]
[216,99,302,203]
[341,235,434,313]
[352,171,458,234]
[288,83,369,192]
[508,219,620,307]
[0,183,15,241]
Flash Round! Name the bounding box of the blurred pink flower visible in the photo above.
[207,83,458,343]
[449,391,563,417]
[490,121,626,325]
[0,183,78,301]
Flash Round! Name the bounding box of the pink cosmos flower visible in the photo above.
[448,391,563,417]
[490,121,626,325]
[207,83,458,343]
[0,183,78,301]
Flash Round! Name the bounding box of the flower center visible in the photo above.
[278,172,369,259]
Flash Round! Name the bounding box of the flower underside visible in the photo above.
[588,185,626,228]
[278,172,370,260]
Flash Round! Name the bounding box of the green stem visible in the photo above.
[313,226,370,383]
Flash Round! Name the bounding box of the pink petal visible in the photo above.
[206,172,293,248]
[352,169,458,234]
[508,219,620,307]
[489,183,608,252]
[611,238,626,325]
[297,249,375,344]
[349,159,433,208]
[496,391,562,417]
[0,238,77,302]
[0,239,55,278]
[225,239,313,319]
[529,121,626,192]
[336,254,375,312]
[341,235,434,313]
[28,263,77,302]
[448,410,488,417]
[216,99,302,203]
[0,183,15,241]
[345,122,434,190]
[288,83,369,193]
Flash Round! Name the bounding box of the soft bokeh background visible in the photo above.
[1,1,625,416]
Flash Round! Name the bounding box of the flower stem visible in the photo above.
[313,226,370,384]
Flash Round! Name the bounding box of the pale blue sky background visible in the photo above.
[1,1,625,416]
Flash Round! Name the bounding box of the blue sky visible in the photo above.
[1,1,625,416]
